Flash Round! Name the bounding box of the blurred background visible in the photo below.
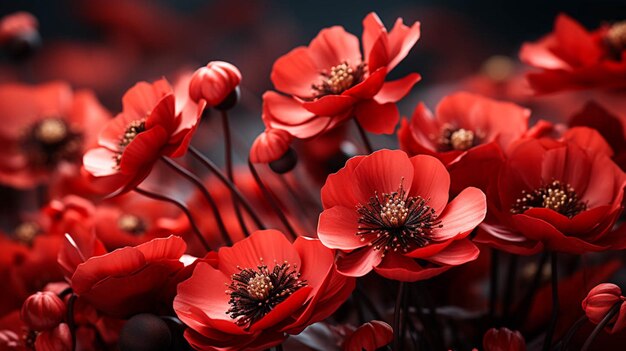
[1,0,625,160]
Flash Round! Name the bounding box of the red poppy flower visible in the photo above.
[60,233,187,318]
[342,320,393,351]
[482,327,526,351]
[398,92,529,193]
[250,128,293,163]
[259,12,421,146]
[520,14,626,94]
[20,291,66,331]
[582,283,626,334]
[82,78,205,195]
[0,82,110,189]
[173,230,355,351]
[317,149,486,281]
[475,127,626,254]
[189,61,242,108]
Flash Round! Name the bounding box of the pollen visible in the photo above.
[511,180,587,218]
[226,259,307,328]
[114,119,146,166]
[356,180,442,256]
[606,21,626,56]
[14,222,40,245]
[312,61,366,97]
[117,214,146,235]
[439,125,477,151]
[34,118,68,145]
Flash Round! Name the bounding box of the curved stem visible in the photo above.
[542,252,559,351]
[67,294,77,351]
[221,110,249,237]
[354,119,374,154]
[135,187,211,252]
[393,282,406,351]
[488,249,499,322]
[161,157,232,246]
[248,159,297,240]
[581,302,622,351]
[188,145,265,230]
[559,314,587,351]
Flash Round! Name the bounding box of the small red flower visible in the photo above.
[20,291,66,331]
[189,61,242,108]
[0,82,110,189]
[476,127,626,254]
[82,78,205,195]
[318,149,486,281]
[343,320,393,351]
[174,230,355,351]
[0,12,37,43]
[520,14,626,94]
[582,283,626,334]
[61,233,187,318]
[259,12,421,146]
[398,92,529,192]
[483,327,526,351]
[34,323,72,351]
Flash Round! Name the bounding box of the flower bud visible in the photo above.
[343,320,393,351]
[483,327,526,351]
[0,12,41,60]
[189,61,241,109]
[21,291,66,331]
[250,129,293,164]
[582,283,626,333]
[35,323,72,351]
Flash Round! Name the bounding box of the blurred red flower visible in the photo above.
[259,12,421,145]
[174,230,355,351]
[476,127,626,254]
[482,327,526,351]
[20,291,65,331]
[318,149,486,281]
[520,14,626,94]
[60,233,187,318]
[0,82,110,189]
[82,78,205,195]
[398,92,529,193]
[582,283,626,334]
[342,320,393,351]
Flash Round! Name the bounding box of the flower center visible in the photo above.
[23,118,83,168]
[605,21,626,58]
[356,182,442,256]
[438,126,476,151]
[312,61,366,98]
[14,221,40,245]
[226,259,307,328]
[114,119,146,166]
[511,180,587,218]
[117,214,146,235]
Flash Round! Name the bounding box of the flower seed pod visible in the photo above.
[21,291,66,331]
[189,61,242,109]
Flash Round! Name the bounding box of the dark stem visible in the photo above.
[221,110,249,237]
[393,282,406,351]
[161,157,232,246]
[581,302,622,351]
[503,254,518,323]
[513,251,549,328]
[542,252,559,351]
[188,145,265,230]
[558,314,587,351]
[248,159,297,240]
[67,294,77,351]
[354,119,374,154]
[135,187,211,252]
[489,249,500,322]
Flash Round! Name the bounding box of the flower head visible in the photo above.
[318,149,486,281]
[189,61,242,108]
[582,283,626,334]
[174,230,355,351]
